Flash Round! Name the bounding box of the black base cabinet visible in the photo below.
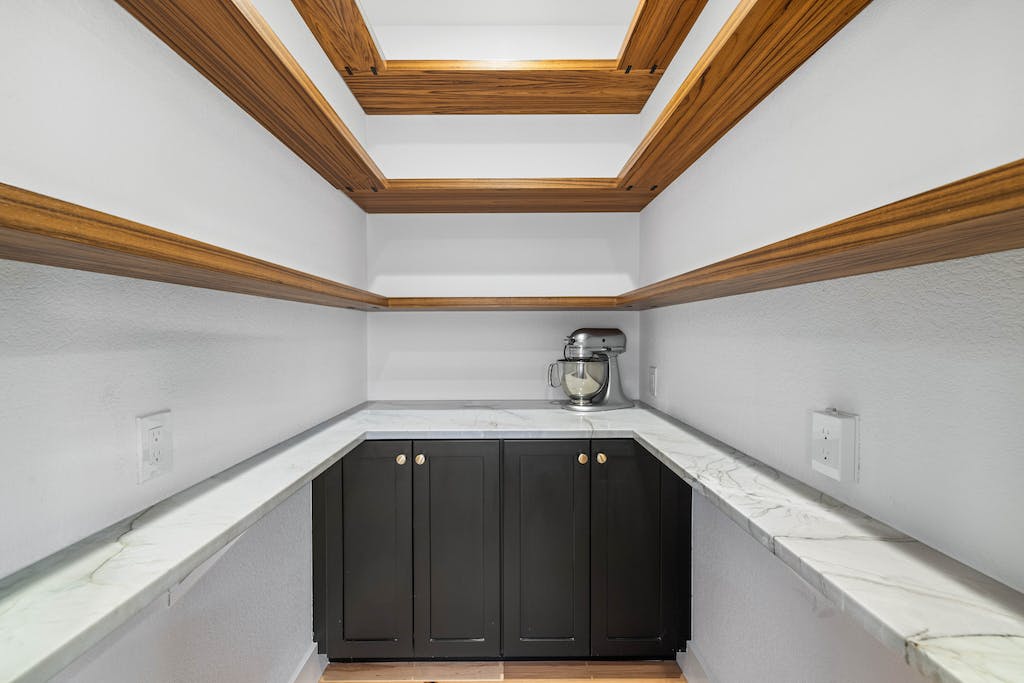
[502,440,591,657]
[314,438,691,661]
[590,439,687,657]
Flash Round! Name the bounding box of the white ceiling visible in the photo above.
[358,0,637,27]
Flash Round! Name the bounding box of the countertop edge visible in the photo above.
[1,403,1020,683]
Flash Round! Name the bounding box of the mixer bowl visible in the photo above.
[548,359,608,405]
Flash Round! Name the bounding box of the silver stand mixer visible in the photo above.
[548,328,634,412]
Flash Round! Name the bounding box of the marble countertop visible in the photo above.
[1,401,1021,682]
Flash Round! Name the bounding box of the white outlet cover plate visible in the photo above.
[810,409,858,482]
[137,410,173,484]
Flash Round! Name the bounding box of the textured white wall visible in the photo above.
[249,0,368,146]
[634,6,1024,680]
[367,213,638,296]
[368,311,639,401]
[641,251,1024,591]
[637,0,1024,594]
[359,0,636,61]
[53,486,317,683]
[639,0,1024,285]
[0,0,367,578]
[0,1,365,679]
[371,25,627,61]
[689,496,928,683]
[365,115,636,179]
[366,213,640,401]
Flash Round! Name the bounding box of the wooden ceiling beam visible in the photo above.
[351,179,655,213]
[115,0,386,192]
[619,0,872,192]
[617,0,709,72]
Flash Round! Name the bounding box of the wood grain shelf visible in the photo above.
[384,160,1024,310]
[386,297,622,312]
[4,165,1021,314]
[617,159,1024,308]
[618,0,873,192]
[0,183,386,311]
[352,179,655,214]
[292,0,701,115]
[341,60,660,116]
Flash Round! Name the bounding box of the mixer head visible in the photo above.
[563,328,627,360]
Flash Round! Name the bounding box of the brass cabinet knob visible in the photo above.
[395,453,407,465]
[578,453,588,465]
[415,454,426,466]
[597,452,608,464]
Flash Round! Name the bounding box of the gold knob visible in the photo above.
[578,453,588,465]
[597,452,608,464]
[395,453,407,465]
[415,454,426,466]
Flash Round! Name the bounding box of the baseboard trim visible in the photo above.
[678,643,713,683]
[288,643,326,683]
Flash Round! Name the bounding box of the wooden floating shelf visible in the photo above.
[0,183,386,311]
[386,297,622,312]
[615,158,1024,308]
[617,0,873,191]
[5,161,1020,313]
[115,0,387,193]
[352,179,655,214]
[291,0,706,115]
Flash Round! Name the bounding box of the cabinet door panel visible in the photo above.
[503,440,590,657]
[413,440,501,658]
[326,440,413,659]
[591,439,679,657]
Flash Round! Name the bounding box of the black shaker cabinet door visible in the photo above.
[590,439,681,657]
[325,440,414,659]
[502,440,591,657]
[413,440,501,658]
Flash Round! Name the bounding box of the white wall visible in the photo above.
[640,0,1024,284]
[53,486,318,683]
[359,0,636,61]
[371,25,627,61]
[368,311,639,401]
[365,115,636,179]
[250,0,368,146]
[0,0,365,678]
[689,496,928,683]
[633,0,740,148]
[367,213,638,295]
[636,2,1024,677]
[366,213,640,400]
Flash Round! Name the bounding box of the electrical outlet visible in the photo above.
[810,409,858,482]
[138,410,173,483]
[648,366,658,398]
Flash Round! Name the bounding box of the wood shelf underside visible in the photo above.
[3,160,1022,312]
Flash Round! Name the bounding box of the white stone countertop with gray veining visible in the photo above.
[1,401,1022,682]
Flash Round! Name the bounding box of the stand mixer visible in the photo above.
[547,328,633,412]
